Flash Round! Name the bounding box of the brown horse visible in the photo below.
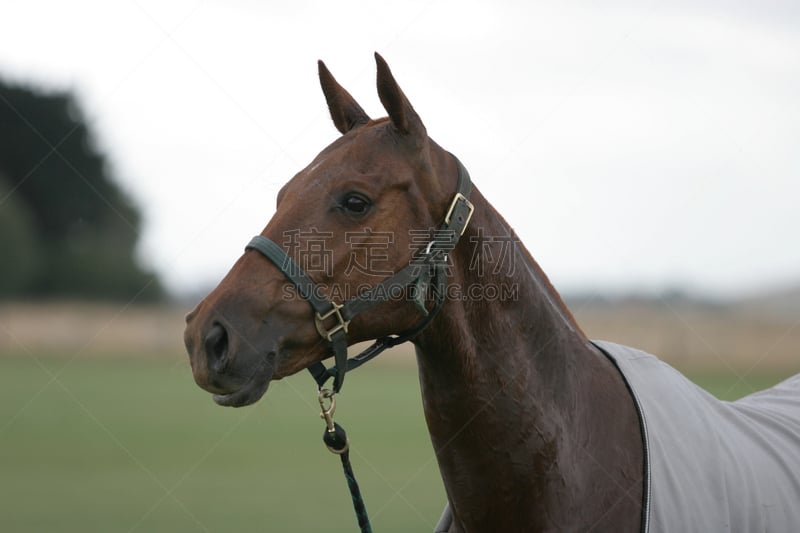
[184,54,647,531]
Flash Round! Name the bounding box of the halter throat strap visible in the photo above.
[245,154,474,393]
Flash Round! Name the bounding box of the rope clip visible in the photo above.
[318,388,337,433]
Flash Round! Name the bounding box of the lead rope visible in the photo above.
[318,389,373,533]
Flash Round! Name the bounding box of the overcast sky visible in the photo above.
[1,1,798,299]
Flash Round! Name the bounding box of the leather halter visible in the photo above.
[245,155,474,393]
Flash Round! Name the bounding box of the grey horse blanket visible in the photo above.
[434,341,800,532]
[596,341,800,532]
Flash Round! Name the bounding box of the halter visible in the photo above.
[245,155,474,393]
[246,154,473,533]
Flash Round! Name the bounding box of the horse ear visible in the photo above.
[318,60,370,134]
[374,52,426,141]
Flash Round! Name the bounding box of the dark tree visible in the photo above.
[0,79,163,300]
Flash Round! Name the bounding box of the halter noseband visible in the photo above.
[245,155,474,393]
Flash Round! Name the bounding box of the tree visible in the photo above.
[0,79,163,301]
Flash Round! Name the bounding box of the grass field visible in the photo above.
[1,350,793,533]
[0,354,446,533]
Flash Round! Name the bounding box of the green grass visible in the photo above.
[0,355,445,533]
[688,372,791,401]
[0,354,793,532]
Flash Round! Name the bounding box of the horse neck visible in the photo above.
[412,185,636,526]
[414,186,593,411]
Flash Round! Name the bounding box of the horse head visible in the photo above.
[184,54,467,406]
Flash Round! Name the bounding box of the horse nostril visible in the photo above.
[204,323,229,373]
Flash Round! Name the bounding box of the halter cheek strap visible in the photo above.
[245,154,474,393]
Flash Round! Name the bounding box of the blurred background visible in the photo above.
[1,1,798,532]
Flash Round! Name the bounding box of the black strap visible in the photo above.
[315,156,471,388]
[245,235,334,318]
[306,260,447,390]
[245,153,474,393]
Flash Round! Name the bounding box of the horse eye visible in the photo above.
[341,193,371,216]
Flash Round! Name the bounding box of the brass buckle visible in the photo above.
[444,193,475,236]
[315,302,349,342]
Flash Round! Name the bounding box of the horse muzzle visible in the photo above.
[184,313,278,407]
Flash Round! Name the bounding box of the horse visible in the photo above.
[184,54,800,532]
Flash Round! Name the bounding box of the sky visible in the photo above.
[1,0,798,299]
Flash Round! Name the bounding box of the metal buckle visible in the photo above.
[444,192,475,236]
[315,302,349,342]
